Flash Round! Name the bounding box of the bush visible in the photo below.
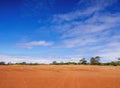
[52,61,57,65]
[0,61,5,65]
[103,62,118,66]
[65,62,77,65]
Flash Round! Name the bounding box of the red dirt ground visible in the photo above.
[0,65,120,88]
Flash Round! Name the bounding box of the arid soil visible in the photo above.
[0,65,120,88]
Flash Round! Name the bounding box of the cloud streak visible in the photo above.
[48,0,120,60]
[17,40,53,49]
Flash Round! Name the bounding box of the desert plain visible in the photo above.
[0,65,120,88]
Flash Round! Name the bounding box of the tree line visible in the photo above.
[0,62,45,65]
[0,56,120,66]
[51,56,120,66]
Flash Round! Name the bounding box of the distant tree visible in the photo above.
[118,58,120,60]
[79,58,87,65]
[29,63,39,65]
[0,61,5,65]
[7,62,13,65]
[117,58,120,65]
[109,62,117,66]
[60,61,64,65]
[65,62,77,65]
[90,57,95,65]
[90,56,101,65]
[52,61,57,65]
[20,62,27,65]
[15,62,27,65]
[117,58,120,62]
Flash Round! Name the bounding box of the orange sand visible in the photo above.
[0,65,120,88]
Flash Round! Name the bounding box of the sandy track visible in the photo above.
[0,65,120,88]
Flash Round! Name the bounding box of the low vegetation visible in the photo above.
[0,57,120,66]
[51,56,120,66]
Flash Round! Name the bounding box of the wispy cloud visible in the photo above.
[47,0,120,60]
[17,40,53,49]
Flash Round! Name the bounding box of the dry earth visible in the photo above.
[0,65,120,88]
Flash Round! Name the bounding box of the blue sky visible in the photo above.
[0,0,120,63]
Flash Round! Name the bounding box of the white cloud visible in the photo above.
[62,37,98,48]
[98,52,120,62]
[0,54,51,63]
[52,0,118,23]
[52,6,100,23]
[47,0,120,61]
[50,0,120,48]
[0,54,83,63]
[17,40,53,49]
[75,41,120,61]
